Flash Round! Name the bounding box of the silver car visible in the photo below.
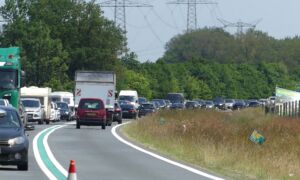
[21,98,45,124]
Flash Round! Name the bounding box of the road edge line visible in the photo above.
[43,125,68,177]
[111,122,224,180]
[33,126,57,180]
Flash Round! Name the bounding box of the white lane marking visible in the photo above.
[33,125,69,179]
[43,125,68,177]
[33,126,58,180]
[111,122,224,180]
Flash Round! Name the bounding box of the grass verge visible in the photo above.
[122,108,300,180]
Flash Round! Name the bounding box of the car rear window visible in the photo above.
[79,100,104,110]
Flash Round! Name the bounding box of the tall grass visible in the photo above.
[124,109,300,179]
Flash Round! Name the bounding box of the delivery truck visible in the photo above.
[74,71,116,126]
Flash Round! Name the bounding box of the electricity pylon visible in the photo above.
[218,18,261,35]
[167,0,217,32]
[97,0,152,33]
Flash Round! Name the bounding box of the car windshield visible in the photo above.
[119,96,134,102]
[141,104,154,109]
[79,100,103,110]
[120,104,134,110]
[0,110,20,128]
[0,69,18,90]
[226,99,234,103]
[57,102,68,110]
[63,98,70,104]
[21,100,40,108]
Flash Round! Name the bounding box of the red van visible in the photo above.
[76,98,106,129]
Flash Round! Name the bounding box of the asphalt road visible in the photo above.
[0,120,221,180]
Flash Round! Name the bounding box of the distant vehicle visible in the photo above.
[152,99,167,109]
[138,103,156,117]
[185,101,199,109]
[56,102,71,121]
[195,99,206,108]
[138,97,147,104]
[21,98,45,124]
[268,96,276,104]
[113,102,122,124]
[119,90,139,109]
[170,102,185,110]
[165,100,171,108]
[248,101,260,107]
[225,99,235,109]
[50,102,60,122]
[213,97,226,110]
[21,86,52,124]
[232,100,246,110]
[205,101,214,109]
[166,93,184,104]
[76,98,106,129]
[120,104,138,119]
[0,107,29,170]
[50,91,74,116]
[0,99,11,107]
[75,71,116,126]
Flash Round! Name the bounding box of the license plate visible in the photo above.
[86,113,96,116]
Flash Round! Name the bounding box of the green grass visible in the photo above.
[123,108,300,180]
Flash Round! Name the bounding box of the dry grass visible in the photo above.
[123,108,300,180]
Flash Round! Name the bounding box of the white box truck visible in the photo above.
[74,71,116,125]
[20,86,52,124]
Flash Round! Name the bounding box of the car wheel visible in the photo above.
[17,161,28,171]
[76,123,80,129]
[38,119,43,125]
[118,119,122,124]
[45,120,49,125]
[102,124,106,130]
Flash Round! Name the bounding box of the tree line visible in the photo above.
[1,0,299,100]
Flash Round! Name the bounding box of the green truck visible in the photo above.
[0,47,24,109]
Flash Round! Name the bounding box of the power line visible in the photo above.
[167,0,217,32]
[218,18,262,35]
[97,0,152,34]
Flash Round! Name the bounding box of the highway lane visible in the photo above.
[49,120,216,180]
[0,120,222,180]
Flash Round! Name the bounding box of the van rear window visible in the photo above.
[79,100,104,110]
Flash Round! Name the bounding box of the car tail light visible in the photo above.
[129,109,136,113]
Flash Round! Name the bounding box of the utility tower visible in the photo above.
[97,0,152,34]
[218,18,261,35]
[167,0,217,32]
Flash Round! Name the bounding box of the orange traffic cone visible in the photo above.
[67,160,77,180]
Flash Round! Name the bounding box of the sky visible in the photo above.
[1,0,300,62]
[97,0,300,62]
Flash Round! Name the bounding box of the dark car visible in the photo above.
[56,102,71,121]
[76,98,106,129]
[152,99,167,109]
[213,97,226,110]
[248,101,260,107]
[138,97,147,104]
[232,100,246,110]
[185,101,199,109]
[0,107,29,170]
[170,102,185,110]
[113,102,122,124]
[138,103,156,117]
[120,104,137,119]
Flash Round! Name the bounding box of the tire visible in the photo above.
[38,119,43,125]
[118,119,122,124]
[17,162,28,171]
[101,124,106,130]
[45,120,49,125]
[76,122,80,129]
